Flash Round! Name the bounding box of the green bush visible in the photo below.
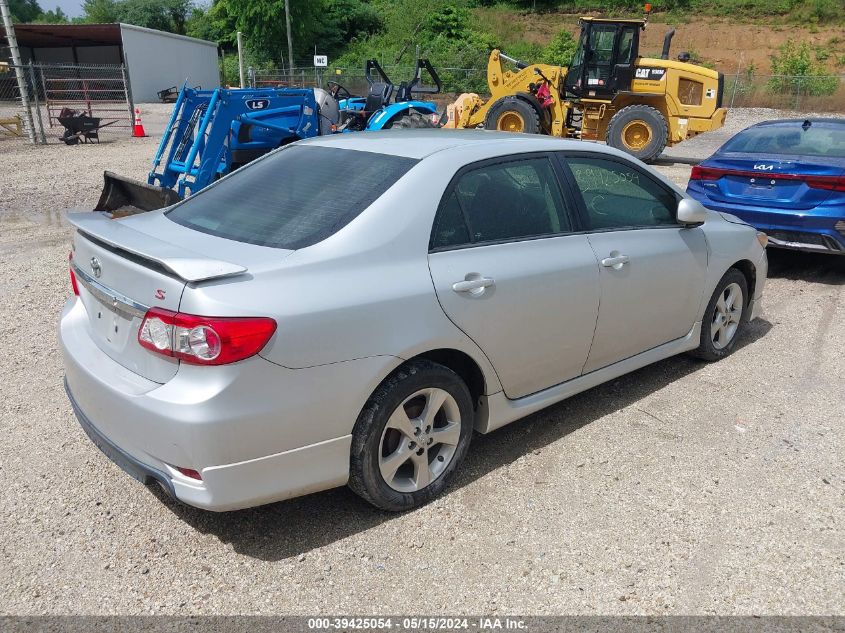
[767,39,838,96]
[541,30,578,66]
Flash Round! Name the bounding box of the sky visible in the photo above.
[46,0,84,18]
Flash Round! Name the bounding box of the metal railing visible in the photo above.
[1,62,133,145]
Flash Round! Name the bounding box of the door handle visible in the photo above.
[452,276,495,293]
[600,254,630,269]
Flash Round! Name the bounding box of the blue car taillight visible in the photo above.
[689,165,845,192]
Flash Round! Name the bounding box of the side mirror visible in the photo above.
[677,198,708,225]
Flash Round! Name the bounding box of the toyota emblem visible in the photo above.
[90,256,102,278]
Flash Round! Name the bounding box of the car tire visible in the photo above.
[605,104,668,163]
[690,268,749,362]
[349,359,474,512]
[484,97,541,134]
[383,111,435,129]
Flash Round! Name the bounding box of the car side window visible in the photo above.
[430,192,470,249]
[431,157,573,248]
[565,156,678,230]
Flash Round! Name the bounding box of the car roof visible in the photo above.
[749,118,845,129]
[300,129,614,160]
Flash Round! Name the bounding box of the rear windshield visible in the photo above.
[166,145,418,249]
[721,124,845,158]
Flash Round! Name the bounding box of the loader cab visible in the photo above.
[564,18,642,99]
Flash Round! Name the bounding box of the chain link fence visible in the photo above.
[1,62,134,145]
[238,61,844,115]
[724,73,845,112]
[240,62,486,96]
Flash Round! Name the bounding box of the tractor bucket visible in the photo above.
[94,171,183,216]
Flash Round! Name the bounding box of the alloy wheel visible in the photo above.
[378,388,462,493]
[711,282,743,349]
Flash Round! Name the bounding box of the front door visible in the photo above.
[559,153,709,373]
[428,155,600,399]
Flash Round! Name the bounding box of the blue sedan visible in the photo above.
[687,118,845,255]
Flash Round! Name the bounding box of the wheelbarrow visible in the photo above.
[57,108,118,145]
[158,86,179,103]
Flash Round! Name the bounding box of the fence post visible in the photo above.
[795,77,802,111]
[121,61,135,134]
[0,0,37,143]
[27,62,47,144]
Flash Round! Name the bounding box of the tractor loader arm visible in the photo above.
[458,50,569,134]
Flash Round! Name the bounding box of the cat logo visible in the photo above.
[635,68,666,80]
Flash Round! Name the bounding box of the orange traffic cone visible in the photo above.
[132,107,147,137]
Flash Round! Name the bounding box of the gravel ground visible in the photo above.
[0,106,843,616]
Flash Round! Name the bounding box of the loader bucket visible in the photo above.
[94,171,183,216]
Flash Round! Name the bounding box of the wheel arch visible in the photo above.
[730,259,757,310]
[367,347,493,431]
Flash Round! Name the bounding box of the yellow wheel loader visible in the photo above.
[447,8,727,162]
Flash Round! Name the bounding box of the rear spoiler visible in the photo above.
[67,212,247,282]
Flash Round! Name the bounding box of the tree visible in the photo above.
[208,0,382,64]
[9,0,43,22]
[31,6,70,21]
[186,5,223,41]
[80,0,190,34]
[81,0,119,23]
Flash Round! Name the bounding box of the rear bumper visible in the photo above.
[60,297,396,511]
[689,192,845,255]
[65,378,352,511]
[764,230,844,255]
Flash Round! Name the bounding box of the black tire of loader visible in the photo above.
[484,97,542,135]
[605,104,668,163]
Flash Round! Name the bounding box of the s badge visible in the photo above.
[154,289,166,300]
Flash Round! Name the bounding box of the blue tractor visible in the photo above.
[330,58,443,131]
[95,59,444,215]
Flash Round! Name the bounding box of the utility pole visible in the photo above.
[236,31,245,88]
[284,0,294,77]
[0,0,36,143]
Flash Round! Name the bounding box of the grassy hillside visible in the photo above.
[330,0,845,79]
[474,8,845,75]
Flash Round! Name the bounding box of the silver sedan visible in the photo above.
[60,130,767,512]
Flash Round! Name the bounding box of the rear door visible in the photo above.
[427,154,600,399]
[559,153,708,373]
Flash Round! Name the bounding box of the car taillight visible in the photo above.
[689,165,725,181]
[805,175,845,192]
[138,308,276,365]
[69,252,79,296]
[690,166,845,192]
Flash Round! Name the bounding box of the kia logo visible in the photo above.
[90,257,102,278]
[754,164,774,171]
